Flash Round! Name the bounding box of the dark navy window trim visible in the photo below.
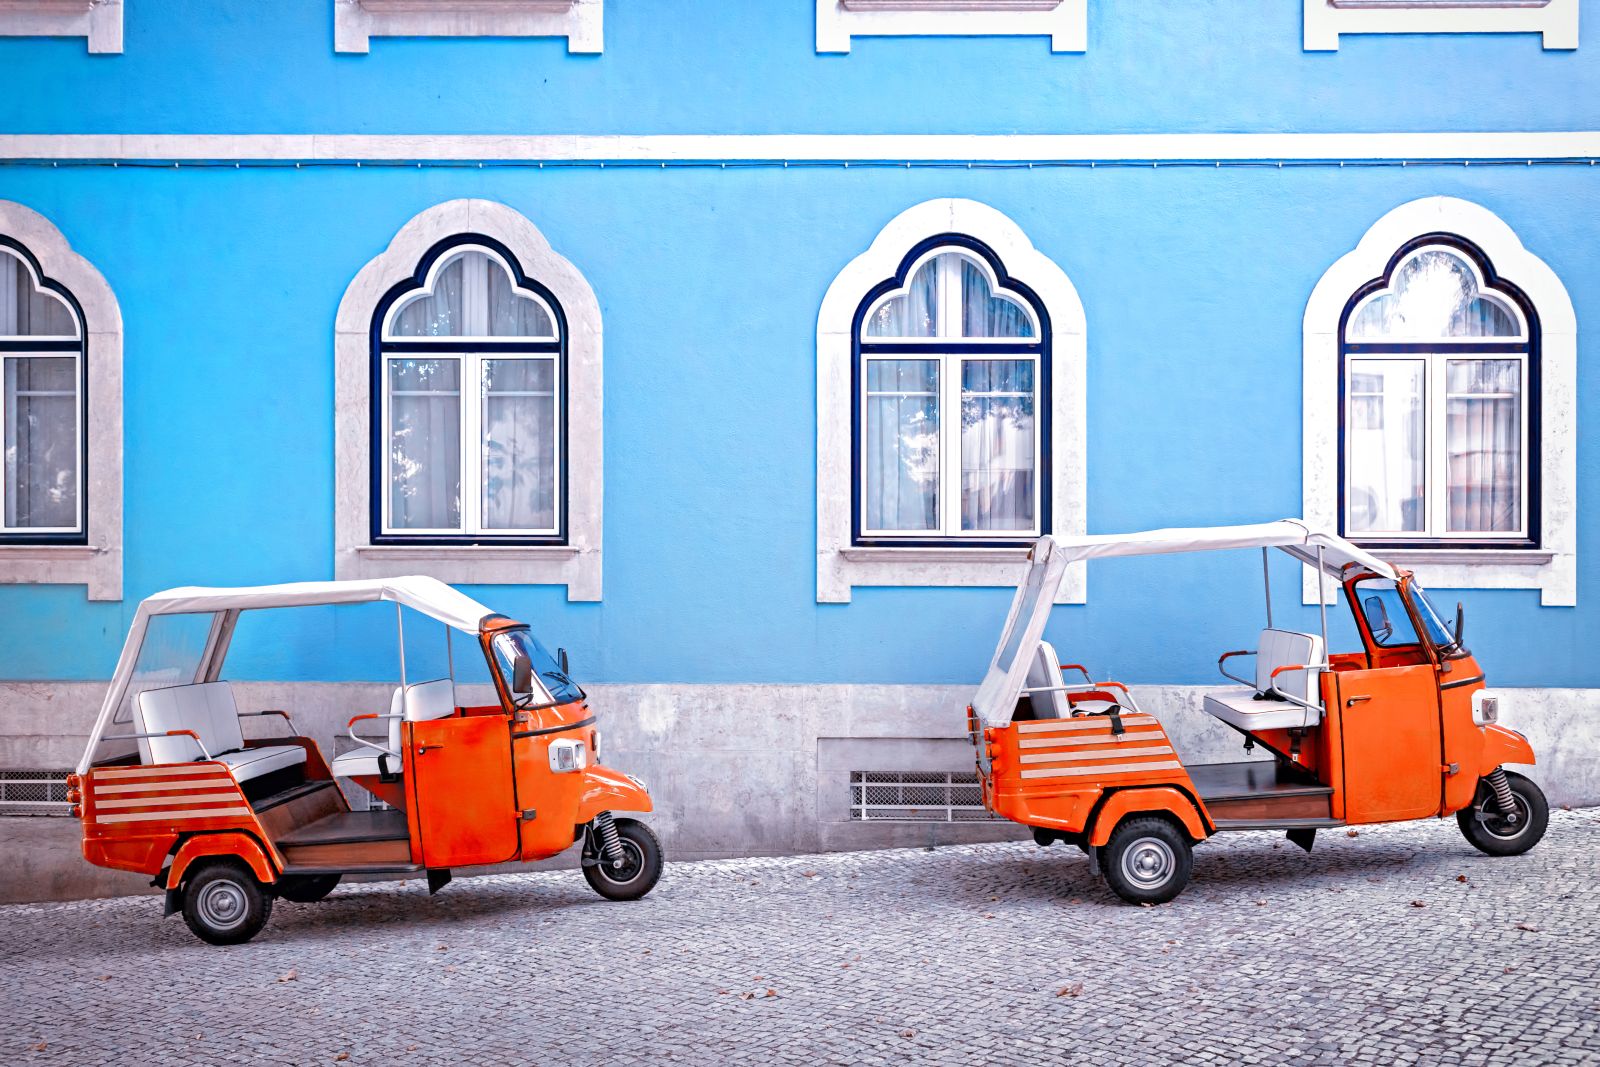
[1336,232,1540,552]
[369,233,569,548]
[850,233,1051,550]
[0,235,88,547]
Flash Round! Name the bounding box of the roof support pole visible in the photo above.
[1262,548,1274,629]
[445,623,455,685]
[397,603,407,689]
[1316,546,1329,653]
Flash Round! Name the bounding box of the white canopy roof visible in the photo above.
[139,576,497,635]
[970,520,1398,728]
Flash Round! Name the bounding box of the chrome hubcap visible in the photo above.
[1481,795,1531,840]
[596,839,645,885]
[1121,837,1176,890]
[196,880,248,930]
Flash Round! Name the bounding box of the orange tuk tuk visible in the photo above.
[71,577,661,944]
[969,520,1546,904]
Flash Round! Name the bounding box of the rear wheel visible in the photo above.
[1458,770,1548,857]
[583,818,663,902]
[181,860,273,945]
[1102,817,1193,905]
[275,874,341,903]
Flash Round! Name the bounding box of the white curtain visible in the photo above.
[3,356,78,529]
[387,358,461,529]
[0,251,76,337]
[488,266,553,337]
[482,358,556,530]
[1346,359,1425,534]
[864,260,937,338]
[391,253,467,337]
[961,260,1032,338]
[1446,359,1521,533]
[960,360,1035,532]
[863,359,938,531]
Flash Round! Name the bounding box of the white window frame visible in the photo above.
[379,246,563,539]
[0,0,123,54]
[858,249,1044,541]
[0,201,123,601]
[336,200,602,600]
[1,256,83,536]
[1303,0,1578,51]
[1304,196,1575,606]
[817,0,1086,54]
[334,0,602,54]
[819,198,1086,604]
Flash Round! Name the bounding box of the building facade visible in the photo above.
[0,1,1595,899]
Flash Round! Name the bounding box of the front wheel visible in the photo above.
[1458,769,1548,857]
[1102,817,1193,905]
[583,817,663,901]
[181,859,273,945]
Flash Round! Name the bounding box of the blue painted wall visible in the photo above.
[0,3,1593,687]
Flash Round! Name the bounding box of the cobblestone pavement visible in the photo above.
[4,809,1598,1066]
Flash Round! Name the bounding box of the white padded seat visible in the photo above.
[135,681,306,783]
[1203,628,1326,731]
[1025,640,1072,719]
[331,679,456,780]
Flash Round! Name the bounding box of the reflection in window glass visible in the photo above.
[4,356,79,530]
[1446,359,1521,534]
[1346,359,1424,534]
[961,360,1035,532]
[483,358,557,531]
[864,360,939,531]
[388,359,462,531]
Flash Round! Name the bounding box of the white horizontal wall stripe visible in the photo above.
[3,132,1600,163]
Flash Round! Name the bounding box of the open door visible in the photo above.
[1333,664,1443,823]
[408,714,519,868]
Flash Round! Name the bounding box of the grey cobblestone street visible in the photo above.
[4,809,1598,1066]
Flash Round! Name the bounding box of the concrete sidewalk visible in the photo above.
[3,809,1598,1065]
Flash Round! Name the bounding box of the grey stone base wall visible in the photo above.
[0,680,1591,903]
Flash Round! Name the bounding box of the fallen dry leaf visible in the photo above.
[738,992,756,1001]
[278,969,298,983]
[436,945,448,952]
[1516,922,1541,932]
[1411,900,1427,908]
[801,871,817,878]
[32,1043,46,1052]
[1255,899,1268,907]
[334,1055,350,1063]
[1056,982,1085,998]
[899,1029,917,1040]
[1456,875,1469,883]
[765,989,778,999]
[406,1046,418,1052]
[1346,829,1360,838]
[443,966,457,974]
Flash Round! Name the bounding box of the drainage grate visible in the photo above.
[0,770,72,816]
[848,770,999,823]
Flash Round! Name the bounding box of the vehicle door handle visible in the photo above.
[416,743,445,755]
[1345,695,1373,707]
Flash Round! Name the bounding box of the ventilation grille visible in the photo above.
[0,770,72,816]
[848,770,998,823]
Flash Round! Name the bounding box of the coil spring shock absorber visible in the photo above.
[1485,768,1519,817]
[592,810,626,867]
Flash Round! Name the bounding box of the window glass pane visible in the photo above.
[961,360,1036,532]
[482,358,557,531]
[387,359,461,530]
[0,251,78,338]
[864,359,938,531]
[4,356,78,529]
[390,252,469,337]
[960,259,1034,339]
[1353,579,1421,649]
[1346,359,1425,534]
[1446,359,1521,533]
[1347,248,1520,340]
[487,265,555,337]
[863,259,937,338]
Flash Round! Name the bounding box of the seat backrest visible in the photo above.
[386,686,404,752]
[135,681,244,765]
[403,678,457,722]
[1256,629,1326,705]
[1024,640,1072,719]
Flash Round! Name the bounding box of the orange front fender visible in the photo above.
[166,831,278,890]
[1088,787,1210,847]
[1478,723,1536,776]
[573,764,654,825]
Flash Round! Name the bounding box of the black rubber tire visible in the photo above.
[181,860,273,945]
[583,818,664,902]
[1102,816,1193,905]
[1457,770,1548,857]
[275,874,341,903]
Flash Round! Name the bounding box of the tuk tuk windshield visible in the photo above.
[491,628,583,708]
[1408,581,1458,650]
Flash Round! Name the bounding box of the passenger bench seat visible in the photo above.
[1203,628,1326,731]
[135,681,307,783]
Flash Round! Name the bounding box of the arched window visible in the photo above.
[1,240,85,541]
[854,238,1048,545]
[1339,237,1537,547]
[373,238,566,543]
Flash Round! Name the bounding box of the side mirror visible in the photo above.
[1454,601,1466,648]
[1362,595,1393,641]
[511,653,534,696]
[558,647,570,675]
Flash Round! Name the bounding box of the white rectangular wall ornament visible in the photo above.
[335,0,602,54]
[1304,0,1578,51]
[817,0,1086,54]
[0,0,122,53]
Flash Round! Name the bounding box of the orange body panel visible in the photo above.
[79,763,279,879]
[1334,663,1445,823]
[1087,786,1209,845]
[573,765,654,825]
[1438,654,1489,812]
[1479,722,1536,775]
[408,713,519,868]
[168,831,277,888]
[981,713,1206,840]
